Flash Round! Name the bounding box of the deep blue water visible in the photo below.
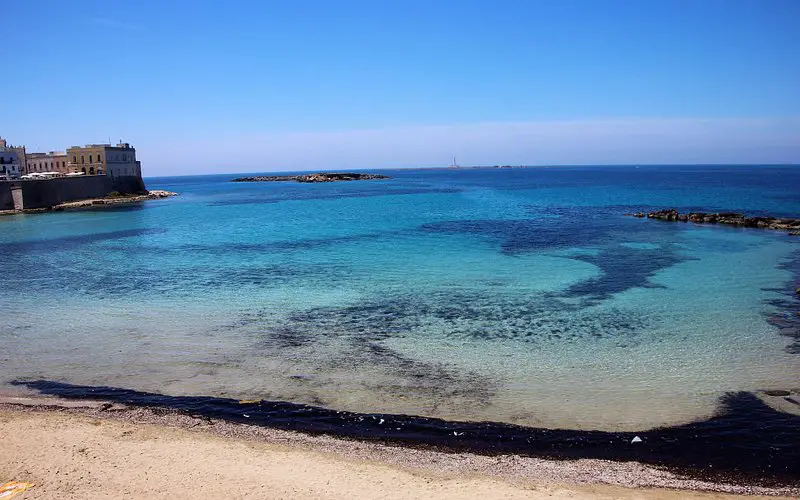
[1,165,799,433]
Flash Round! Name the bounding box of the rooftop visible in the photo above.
[28,151,66,157]
[69,142,134,150]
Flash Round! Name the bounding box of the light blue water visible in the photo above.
[1,165,799,430]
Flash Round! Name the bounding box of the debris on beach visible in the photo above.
[0,481,34,499]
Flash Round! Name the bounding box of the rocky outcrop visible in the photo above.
[48,190,178,211]
[143,190,178,199]
[630,209,800,234]
[232,173,390,183]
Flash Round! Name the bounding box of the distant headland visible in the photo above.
[232,172,391,183]
[1,135,178,214]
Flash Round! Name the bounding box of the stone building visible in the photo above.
[1,137,27,175]
[66,142,140,178]
[12,146,27,174]
[25,151,69,174]
[0,137,21,180]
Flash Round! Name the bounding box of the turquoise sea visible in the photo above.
[2,165,799,432]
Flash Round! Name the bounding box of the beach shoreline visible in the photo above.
[0,396,796,498]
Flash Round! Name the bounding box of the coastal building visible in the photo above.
[25,151,69,174]
[0,137,21,180]
[1,135,148,211]
[0,151,20,180]
[66,142,140,178]
[12,146,27,174]
[1,138,27,176]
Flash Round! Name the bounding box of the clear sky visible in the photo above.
[4,0,799,175]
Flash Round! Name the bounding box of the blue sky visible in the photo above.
[4,0,799,174]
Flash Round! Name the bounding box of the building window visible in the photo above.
[82,167,86,174]
[73,155,77,163]
[81,156,84,164]
[89,167,95,175]
[123,154,127,161]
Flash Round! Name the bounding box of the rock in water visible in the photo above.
[629,209,800,234]
[232,173,390,183]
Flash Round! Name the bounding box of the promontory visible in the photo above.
[231,172,390,183]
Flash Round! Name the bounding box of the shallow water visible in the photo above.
[1,165,799,431]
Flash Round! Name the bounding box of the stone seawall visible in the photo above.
[0,182,13,211]
[15,175,146,210]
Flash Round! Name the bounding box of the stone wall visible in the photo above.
[0,181,13,210]
[11,184,23,210]
[112,175,147,194]
[16,175,147,210]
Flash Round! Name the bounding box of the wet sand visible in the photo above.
[0,397,796,499]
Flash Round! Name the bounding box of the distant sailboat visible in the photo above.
[449,156,459,169]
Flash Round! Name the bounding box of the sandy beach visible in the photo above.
[0,397,796,499]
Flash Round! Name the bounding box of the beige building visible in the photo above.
[25,151,69,174]
[67,142,141,178]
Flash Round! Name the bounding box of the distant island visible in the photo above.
[232,172,391,183]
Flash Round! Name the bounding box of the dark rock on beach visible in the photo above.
[232,173,390,183]
[763,390,792,397]
[629,209,800,234]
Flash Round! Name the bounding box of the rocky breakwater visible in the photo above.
[630,209,800,235]
[231,172,390,183]
[51,190,178,211]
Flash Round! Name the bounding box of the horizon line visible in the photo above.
[142,162,800,179]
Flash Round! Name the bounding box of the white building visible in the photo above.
[0,137,21,180]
